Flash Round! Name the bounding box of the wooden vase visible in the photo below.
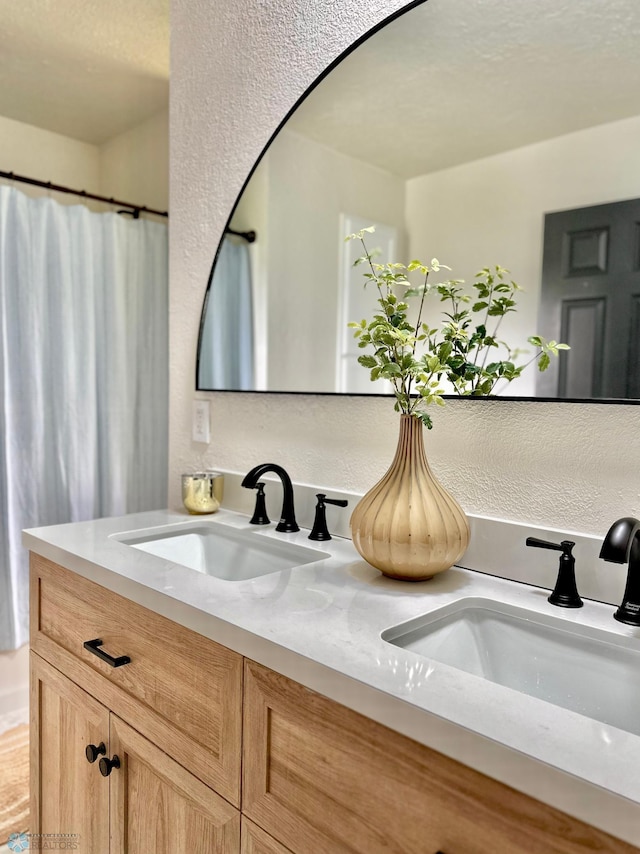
[350,414,470,581]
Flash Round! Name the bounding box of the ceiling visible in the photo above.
[0,0,169,145]
[7,0,637,169]
[289,0,640,179]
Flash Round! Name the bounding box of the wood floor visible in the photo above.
[0,723,29,846]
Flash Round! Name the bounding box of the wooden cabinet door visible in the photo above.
[241,817,294,854]
[31,652,110,852]
[242,660,638,854]
[109,715,240,854]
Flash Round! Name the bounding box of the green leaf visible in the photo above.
[380,362,402,377]
[538,352,551,372]
[407,260,428,273]
[415,410,434,429]
[430,258,451,272]
[357,355,378,369]
[438,341,453,362]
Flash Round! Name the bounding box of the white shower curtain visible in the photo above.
[198,236,254,389]
[0,186,169,651]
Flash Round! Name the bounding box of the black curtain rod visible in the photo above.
[0,170,168,218]
[225,227,257,243]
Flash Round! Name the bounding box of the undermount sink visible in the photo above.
[382,598,640,736]
[114,521,330,581]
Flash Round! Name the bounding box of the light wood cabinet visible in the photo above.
[242,660,639,854]
[30,557,242,854]
[31,555,640,854]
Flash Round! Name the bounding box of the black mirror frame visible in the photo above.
[195,0,640,409]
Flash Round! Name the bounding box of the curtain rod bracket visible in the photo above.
[225,227,257,243]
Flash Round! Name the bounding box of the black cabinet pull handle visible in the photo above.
[85,742,106,763]
[98,755,120,777]
[83,638,131,668]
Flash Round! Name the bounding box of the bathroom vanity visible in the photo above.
[25,508,640,853]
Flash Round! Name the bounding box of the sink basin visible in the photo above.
[115,522,330,581]
[382,597,640,735]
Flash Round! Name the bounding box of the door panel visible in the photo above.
[558,298,605,397]
[31,652,110,851]
[539,198,640,398]
[109,716,240,854]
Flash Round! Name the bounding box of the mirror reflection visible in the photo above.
[197,0,640,400]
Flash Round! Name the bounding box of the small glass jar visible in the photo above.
[181,472,223,515]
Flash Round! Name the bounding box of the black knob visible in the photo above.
[85,742,106,764]
[98,755,121,777]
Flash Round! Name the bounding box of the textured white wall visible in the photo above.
[99,109,169,212]
[0,113,101,197]
[0,110,169,212]
[170,0,640,537]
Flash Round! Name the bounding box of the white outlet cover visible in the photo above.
[192,399,211,443]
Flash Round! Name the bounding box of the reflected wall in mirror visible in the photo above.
[197,0,640,401]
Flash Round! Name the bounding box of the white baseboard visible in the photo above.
[0,644,29,725]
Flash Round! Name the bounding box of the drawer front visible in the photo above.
[30,554,243,805]
[242,661,638,854]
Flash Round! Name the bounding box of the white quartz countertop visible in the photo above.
[24,508,640,845]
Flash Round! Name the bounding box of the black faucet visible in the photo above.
[241,463,299,533]
[525,536,582,608]
[599,517,640,626]
[308,493,349,541]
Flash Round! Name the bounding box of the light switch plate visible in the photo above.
[192,399,211,443]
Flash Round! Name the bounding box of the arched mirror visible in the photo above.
[197,0,640,401]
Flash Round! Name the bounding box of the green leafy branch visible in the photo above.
[345,227,569,428]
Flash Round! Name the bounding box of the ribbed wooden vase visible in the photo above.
[351,414,470,581]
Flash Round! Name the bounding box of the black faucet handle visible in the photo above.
[526,536,575,554]
[249,482,270,526]
[526,536,582,608]
[309,494,349,541]
[318,493,349,509]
